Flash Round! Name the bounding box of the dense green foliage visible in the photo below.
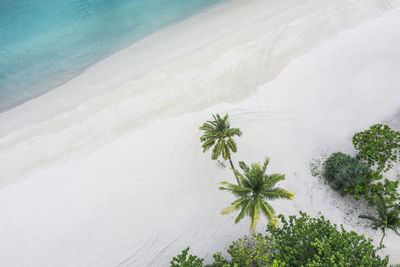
[359,197,400,246]
[171,213,388,267]
[322,152,370,195]
[349,171,400,206]
[266,212,388,266]
[194,119,399,266]
[212,235,272,266]
[219,158,294,229]
[205,236,284,267]
[170,247,204,267]
[211,235,285,267]
[353,124,400,172]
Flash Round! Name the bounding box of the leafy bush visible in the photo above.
[266,212,388,266]
[322,152,371,195]
[225,234,275,266]
[353,124,400,172]
[172,213,388,267]
[204,235,283,267]
[170,247,204,267]
[349,171,400,206]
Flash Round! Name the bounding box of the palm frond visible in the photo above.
[234,200,251,224]
[219,181,252,194]
[226,138,237,153]
[250,200,260,229]
[222,113,228,123]
[262,188,294,200]
[211,139,223,160]
[238,161,250,174]
[261,157,270,174]
[221,197,249,215]
[359,214,379,222]
[359,214,382,230]
[388,226,400,236]
[222,140,230,160]
[260,201,278,227]
[233,169,248,185]
[227,128,242,137]
[199,123,214,132]
[201,139,216,152]
[263,174,285,188]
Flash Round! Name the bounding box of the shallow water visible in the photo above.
[0,0,227,111]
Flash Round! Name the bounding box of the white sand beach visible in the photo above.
[1,0,400,266]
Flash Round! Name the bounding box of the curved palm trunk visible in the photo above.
[228,158,241,185]
[379,229,386,246]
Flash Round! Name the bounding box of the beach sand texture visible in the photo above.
[0,0,400,266]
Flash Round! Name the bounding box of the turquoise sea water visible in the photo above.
[0,0,227,112]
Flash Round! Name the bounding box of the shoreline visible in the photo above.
[0,0,394,187]
[0,0,390,137]
[0,0,230,113]
[0,0,400,266]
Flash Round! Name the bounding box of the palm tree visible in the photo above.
[199,113,242,184]
[219,158,294,230]
[359,198,400,246]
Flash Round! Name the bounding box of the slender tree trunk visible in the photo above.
[229,157,241,185]
[228,158,235,169]
[379,229,385,246]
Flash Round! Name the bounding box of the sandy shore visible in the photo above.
[0,0,397,186]
[1,0,400,266]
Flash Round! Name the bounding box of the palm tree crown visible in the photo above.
[359,198,400,246]
[199,113,242,161]
[219,158,294,230]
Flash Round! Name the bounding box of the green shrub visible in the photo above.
[171,213,388,267]
[207,235,285,267]
[349,171,400,206]
[170,247,204,267]
[226,234,274,266]
[266,212,388,266]
[353,124,400,172]
[322,152,371,195]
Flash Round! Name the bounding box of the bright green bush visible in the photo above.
[349,171,400,206]
[170,247,204,267]
[204,235,283,267]
[266,212,388,266]
[172,213,388,267]
[353,124,400,172]
[225,234,275,266]
[322,152,371,195]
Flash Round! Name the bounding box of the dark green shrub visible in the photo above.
[170,247,204,267]
[266,212,388,266]
[323,152,371,195]
[353,124,400,172]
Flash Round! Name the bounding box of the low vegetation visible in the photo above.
[170,247,203,267]
[353,124,400,172]
[320,123,400,248]
[181,115,400,266]
[322,152,370,195]
[171,212,388,266]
